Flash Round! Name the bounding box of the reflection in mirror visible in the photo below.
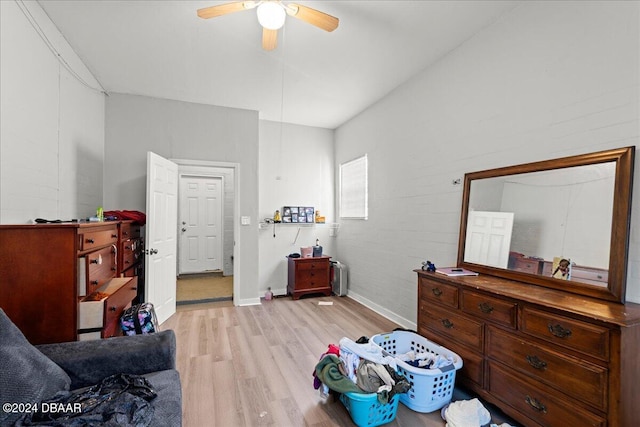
[457,146,634,303]
[466,163,615,287]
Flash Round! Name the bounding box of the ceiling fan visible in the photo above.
[197,1,339,51]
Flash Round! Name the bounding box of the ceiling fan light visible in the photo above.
[257,2,286,30]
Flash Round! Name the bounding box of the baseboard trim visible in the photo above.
[347,291,417,331]
[177,296,232,306]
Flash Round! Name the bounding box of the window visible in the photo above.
[339,154,368,219]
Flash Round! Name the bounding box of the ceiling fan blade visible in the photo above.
[286,3,339,32]
[197,1,257,19]
[262,28,278,50]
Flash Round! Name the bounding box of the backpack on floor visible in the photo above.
[120,302,159,335]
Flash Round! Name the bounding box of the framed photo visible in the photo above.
[282,206,314,223]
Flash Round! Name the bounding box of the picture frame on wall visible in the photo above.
[282,206,314,223]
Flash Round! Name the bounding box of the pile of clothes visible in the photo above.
[313,337,410,404]
[441,398,515,427]
[396,349,455,370]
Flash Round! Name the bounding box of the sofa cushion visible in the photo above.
[145,370,182,427]
[0,309,71,425]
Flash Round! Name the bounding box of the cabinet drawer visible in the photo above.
[419,304,483,352]
[570,266,608,285]
[513,258,543,275]
[119,222,142,240]
[296,270,329,290]
[79,227,118,251]
[461,291,517,329]
[296,260,328,271]
[102,277,138,338]
[488,362,605,427]
[420,327,484,388]
[83,246,117,294]
[521,307,610,360]
[419,277,458,308]
[487,326,607,410]
[121,238,142,271]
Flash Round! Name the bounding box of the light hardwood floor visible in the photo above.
[163,296,513,427]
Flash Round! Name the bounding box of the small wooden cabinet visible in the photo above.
[287,256,332,300]
[416,270,640,427]
[0,222,141,344]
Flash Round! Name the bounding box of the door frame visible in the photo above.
[172,159,240,306]
[178,174,225,275]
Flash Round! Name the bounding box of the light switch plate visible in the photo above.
[241,216,251,225]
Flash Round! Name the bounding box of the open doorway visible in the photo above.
[173,159,237,305]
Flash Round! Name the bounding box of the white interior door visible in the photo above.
[179,175,223,274]
[145,152,178,324]
[464,211,514,269]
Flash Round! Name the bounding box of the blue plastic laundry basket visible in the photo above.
[339,391,400,427]
[371,330,463,413]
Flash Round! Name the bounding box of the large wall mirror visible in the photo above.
[457,146,634,303]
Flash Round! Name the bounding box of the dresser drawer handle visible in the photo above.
[478,302,494,314]
[90,258,99,264]
[431,288,443,297]
[86,238,95,244]
[91,280,99,285]
[526,355,547,370]
[441,319,454,329]
[112,234,118,239]
[109,306,117,312]
[548,323,572,338]
[525,395,547,413]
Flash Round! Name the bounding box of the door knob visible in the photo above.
[182,221,186,225]
[182,228,187,232]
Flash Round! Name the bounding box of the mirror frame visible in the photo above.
[457,146,635,303]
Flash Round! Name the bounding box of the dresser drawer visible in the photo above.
[79,227,118,251]
[487,326,607,410]
[120,238,142,271]
[102,277,138,338]
[512,258,543,275]
[82,246,117,295]
[78,277,137,338]
[419,277,458,308]
[296,269,329,290]
[461,291,517,329]
[421,327,484,388]
[296,259,328,271]
[419,303,483,352]
[488,362,605,427]
[570,266,609,285]
[521,307,610,360]
[119,222,142,240]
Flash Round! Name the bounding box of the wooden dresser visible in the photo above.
[287,256,332,300]
[0,222,140,344]
[416,270,640,427]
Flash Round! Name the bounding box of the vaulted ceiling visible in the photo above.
[38,1,520,129]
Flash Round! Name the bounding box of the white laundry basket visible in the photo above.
[371,330,463,413]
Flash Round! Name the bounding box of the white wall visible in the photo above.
[0,1,105,223]
[335,1,640,327]
[258,120,335,296]
[104,93,260,304]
